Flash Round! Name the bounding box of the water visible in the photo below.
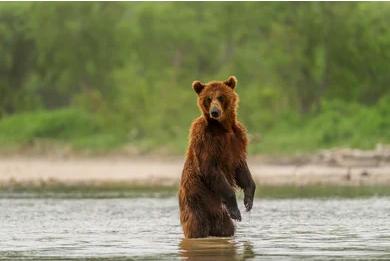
[1,197,390,260]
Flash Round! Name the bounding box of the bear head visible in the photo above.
[192,76,238,124]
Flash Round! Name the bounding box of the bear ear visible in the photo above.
[224,76,237,89]
[192,80,205,94]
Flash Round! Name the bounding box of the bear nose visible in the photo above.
[210,108,220,118]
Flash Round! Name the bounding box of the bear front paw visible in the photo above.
[244,196,253,212]
[228,207,242,222]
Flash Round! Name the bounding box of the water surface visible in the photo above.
[1,197,390,260]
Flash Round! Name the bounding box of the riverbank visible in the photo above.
[1,156,390,186]
[0,154,389,198]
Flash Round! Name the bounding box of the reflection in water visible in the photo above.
[179,238,255,261]
[242,241,255,259]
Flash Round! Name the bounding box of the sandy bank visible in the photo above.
[0,157,389,187]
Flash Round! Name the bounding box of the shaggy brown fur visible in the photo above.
[179,76,256,238]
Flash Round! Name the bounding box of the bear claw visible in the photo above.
[228,207,242,222]
[244,197,253,212]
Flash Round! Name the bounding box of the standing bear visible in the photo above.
[179,76,256,238]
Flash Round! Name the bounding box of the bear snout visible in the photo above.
[210,107,221,119]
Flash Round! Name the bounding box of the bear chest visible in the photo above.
[209,132,241,168]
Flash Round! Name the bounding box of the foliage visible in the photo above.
[252,97,390,154]
[0,2,389,154]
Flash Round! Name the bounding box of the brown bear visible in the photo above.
[179,76,256,238]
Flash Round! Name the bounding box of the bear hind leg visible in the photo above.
[182,212,210,238]
[209,210,235,237]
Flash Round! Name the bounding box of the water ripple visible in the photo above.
[0,197,390,260]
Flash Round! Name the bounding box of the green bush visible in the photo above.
[251,98,390,154]
[0,98,389,155]
[0,109,103,148]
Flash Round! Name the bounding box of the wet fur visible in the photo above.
[179,76,256,238]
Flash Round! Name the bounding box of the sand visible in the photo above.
[0,156,389,187]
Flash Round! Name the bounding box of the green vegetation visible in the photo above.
[0,108,127,151]
[252,97,390,154]
[253,185,390,199]
[1,98,389,154]
[2,183,390,199]
[0,183,178,199]
[0,2,389,155]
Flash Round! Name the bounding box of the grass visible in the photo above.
[0,182,179,199]
[252,185,390,198]
[2,183,390,199]
[0,97,389,155]
[0,108,127,152]
[249,98,390,155]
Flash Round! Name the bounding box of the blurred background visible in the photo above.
[1,4,390,259]
[0,2,389,156]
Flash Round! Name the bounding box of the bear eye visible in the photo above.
[217,96,224,102]
[206,97,212,103]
